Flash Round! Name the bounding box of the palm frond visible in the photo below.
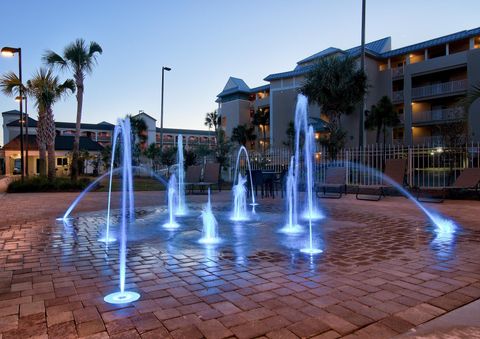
[43,51,68,69]
[462,84,480,109]
[0,71,22,96]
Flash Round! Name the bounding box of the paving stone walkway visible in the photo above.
[0,192,479,338]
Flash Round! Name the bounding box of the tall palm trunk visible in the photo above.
[37,112,47,176]
[45,107,57,180]
[71,76,84,181]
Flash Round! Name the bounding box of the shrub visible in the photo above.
[7,177,92,193]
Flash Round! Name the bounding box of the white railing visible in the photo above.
[412,79,468,99]
[391,66,404,78]
[392,90,404,102]
[413,108,465,123]
[226,143,480,188]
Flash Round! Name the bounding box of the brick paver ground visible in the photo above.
[0,191,479,338]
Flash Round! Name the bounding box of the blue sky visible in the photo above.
[1,0,479,145]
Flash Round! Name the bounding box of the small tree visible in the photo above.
[215,129,232,178]
[365,96,400,144]
[184,148,197,168]
[204,110,220,136]
[161,147,177,169]
[302,56,367,156]
[282,121,295,151]
[231,124,256,147]
[144,143,161,169]
[252,108,269,153]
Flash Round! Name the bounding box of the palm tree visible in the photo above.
[231,124,256,147]
[43,39,103,181]
[252,108,270,153]
[365,96,400,144]
[464,83,480,108]
[204,110,220,144]
[302,56,367,155]
[27,69,75,179]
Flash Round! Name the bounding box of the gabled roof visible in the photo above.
[217,77,270,98]
[265,37,391,81]
[134,112,157,122]
[382,27,480,58]
[3,135,104,151]
[5,113,115,131]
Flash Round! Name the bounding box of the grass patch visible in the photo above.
[7,177,92,193]
[95,176,167,192]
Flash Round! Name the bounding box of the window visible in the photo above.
[57,158,68,166]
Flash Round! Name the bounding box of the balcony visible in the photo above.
[392,90,404,103]
[412,108,465,124]
[411,79,467,99]
[413,135,444,145]
[391,66,404,78]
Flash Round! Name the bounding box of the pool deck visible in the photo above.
[0,191,479,338]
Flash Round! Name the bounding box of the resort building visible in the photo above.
[0,110,215,176]
[216,27,480,148]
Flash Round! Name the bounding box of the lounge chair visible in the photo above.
[356,158,407,201]
[184,165,202,194]
[316,167,347,199]
[415,167,480,203]
[197,163,221,192]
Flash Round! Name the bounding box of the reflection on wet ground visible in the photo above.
[2,198,480,338]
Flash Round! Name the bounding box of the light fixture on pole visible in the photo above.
[160,66,172,151]
[16,95,29,177]
[2,46,24,181]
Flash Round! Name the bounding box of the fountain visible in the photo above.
[199,188,221,244]
[231,174,249,221]
[280,156,302,234]
[293,94,323,221]
[164,174,179,229]
[300,219,323,254]
[104,118,140,304]
[175,134,187,216]
[233,146,256,206]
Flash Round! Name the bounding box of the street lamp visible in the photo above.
[2,46,25,181]
[160,66,172,151]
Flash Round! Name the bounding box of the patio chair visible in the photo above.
[415,167,480,203]
[356,158,407,201]
[197,163,221,193]
[316,167,347,199]
[184,165,202,194]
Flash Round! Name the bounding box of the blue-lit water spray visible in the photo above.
[233,146,256,207]
[176,134,187,216]
[199,188,221,244]
[300,219,323,254]
[164,174,179,229]
[294,94,323,221]
[280,156,302,234]
[231,174,249,221]
[99,125,121,243]
[104,118,140,304]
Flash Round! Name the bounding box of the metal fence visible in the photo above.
[227,143,480,188]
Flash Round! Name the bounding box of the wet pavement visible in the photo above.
[0,192,479,338]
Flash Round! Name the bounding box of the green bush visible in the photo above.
[7,177,92,193]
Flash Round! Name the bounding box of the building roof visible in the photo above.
[156,127,215,136]
[4,112,115,131]
[382,27,480,58]
[217,77,270,98]
[3,135,104,152]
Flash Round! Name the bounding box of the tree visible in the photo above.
[231,124,256,147]
[184,148,197,168]
[128,115,148,163]
[1,69,75,179]
[44,39,103,181]
[365,96,400,144]
[214,129,232,183]
[204,110,220,135]
[252,108,270,153]
[161,147,177,168]
[302,56,367,155]
[144,143,161,169]
[27,69,75,180]
[282,121,295,151]
[464,83,480,108]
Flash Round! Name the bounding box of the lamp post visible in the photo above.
[359,0,366,148]
[16,95,29,177]
[160,66,171,152]
[2,46,24,181]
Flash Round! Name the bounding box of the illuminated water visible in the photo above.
[176,134,187,216]
[280,156,302,234]
[231,174,249,221]
[164,174,179,229]
[199,188,221,244]
[233,146,256,207]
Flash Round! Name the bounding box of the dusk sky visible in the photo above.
[1,0,479,145]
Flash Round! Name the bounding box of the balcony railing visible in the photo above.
[413,135,444,146]
[411,79,468,99]
[391,66,404,78]
[392,90,404,102]
[413,108,465,124]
